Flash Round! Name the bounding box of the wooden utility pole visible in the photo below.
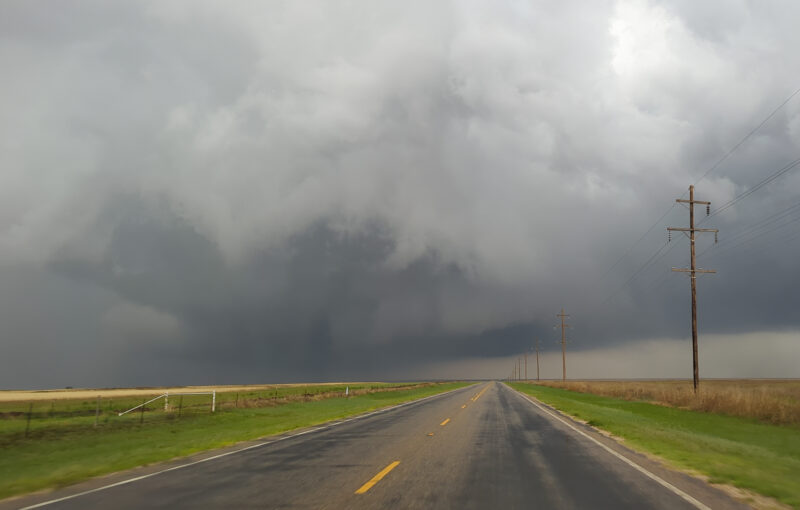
[668,185,717,393]
[557,309,570,381]
[535,338,540,381]
[524,352,528,380]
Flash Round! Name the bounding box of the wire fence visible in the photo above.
[0,383,426,445]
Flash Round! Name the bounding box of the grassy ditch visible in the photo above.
[509,382,800,509]
[0,381,470,500]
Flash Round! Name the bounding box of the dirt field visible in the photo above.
[0,382,375,402]
[532,379,800,426]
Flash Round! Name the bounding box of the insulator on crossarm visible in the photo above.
[715,232,718,243]
[706,205,710,216]
[668,232,671,242]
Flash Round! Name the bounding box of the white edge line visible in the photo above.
[509,386,712,510]
[19,384,478,510]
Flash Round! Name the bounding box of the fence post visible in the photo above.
[94,396,100,428]
[164,393,169,412]
[211,390,216,413]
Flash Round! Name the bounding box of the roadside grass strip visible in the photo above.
[0,382,470,501]
[510,382,800,509]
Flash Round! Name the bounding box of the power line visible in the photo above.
[719,200,800,243]
[692,85,800,189]
[698,199,800,259]
[599,85,800,289]
[693,159,800,260]
[602,240,671,305]
[641,238,687,289]
[708,156,800,219]
[701,211,800,262]
[603,232,692,301]
[780,227,800,246]
[601,205,676,280]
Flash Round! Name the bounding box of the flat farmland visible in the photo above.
[0,382,385,402]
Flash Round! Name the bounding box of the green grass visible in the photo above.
[509,382,800,508]
[0,382,470,500]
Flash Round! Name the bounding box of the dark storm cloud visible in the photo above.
[45,195,551,384]
[2,0,800,387]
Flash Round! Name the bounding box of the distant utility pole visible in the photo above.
[557,309,570,381]
[524,352,528,381]
[535,338,540,381]
[668,185,718,393]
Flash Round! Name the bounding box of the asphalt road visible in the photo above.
[9,382,748,510]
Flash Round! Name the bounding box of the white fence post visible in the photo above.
[117,392,216,417]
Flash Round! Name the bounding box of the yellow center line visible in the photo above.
[354,461,400,494]
[440,418,450,426]
[472,385,490,402]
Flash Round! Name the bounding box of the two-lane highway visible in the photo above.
[9,382,748,509]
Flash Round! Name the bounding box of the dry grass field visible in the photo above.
[0,382,385,403]
[534,379,800,426]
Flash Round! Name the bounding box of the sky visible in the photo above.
[2,1,800,389]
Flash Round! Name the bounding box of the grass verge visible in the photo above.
[509,382,800,509]
[0,381,470,501]
[533,379,800,426]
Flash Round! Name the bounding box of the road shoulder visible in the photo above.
[505,383,754,510]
